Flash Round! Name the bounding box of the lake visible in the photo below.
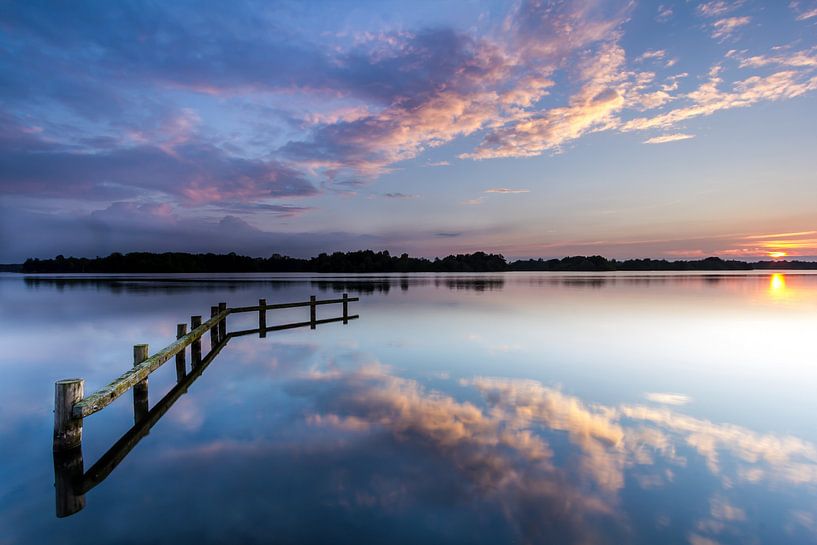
[1,271,816,544]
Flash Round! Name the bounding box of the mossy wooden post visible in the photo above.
[54,378,84,451]
[133,344,149,424]
[210,306,219,348]
[259,299,267,338]
[310,295,317,329]
[218,302,227,339]
[54,445,85,517]
[191,315,202,367]
[175,324,187,381]
[342,293,349,324]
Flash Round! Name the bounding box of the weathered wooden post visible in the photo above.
[175,324,187,382]
[218,302,227,339]
[53,378,84,451]
[310,295,316,329]
[342,293,349,325]
[210,306,219,348]
[259,298,266,338]
[54,445,85,517]
[133,344,149,424]
[191,315,202,367]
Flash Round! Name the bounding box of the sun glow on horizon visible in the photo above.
[768,251,788,259]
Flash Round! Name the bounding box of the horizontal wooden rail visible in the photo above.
[230,315,359,338]
[71,309,228,419]
[81,333,231,495]
[229,296,359,313]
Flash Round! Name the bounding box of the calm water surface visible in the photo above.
[1,272,816,544]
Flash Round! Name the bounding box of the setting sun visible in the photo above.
[768,251,788,259]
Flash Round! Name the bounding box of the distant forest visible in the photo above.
[8,251,817,273]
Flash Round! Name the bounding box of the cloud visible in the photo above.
[464,41,630,159]
[282,1,633,174]
[739,48,817,68]
[791,1,817,20]
[0,117,318,204]
[484,188,530,194]
[656,5,674,22]
[697,1,746,18]
[798,8,817,20]
[621,67,817,133]
[208,203,316,218]
[643,133,695,144]
[638,49,666,62]
[0,204,384,261]
[710,16,752,40]
[382,192,419,200]
[644,393,692,406]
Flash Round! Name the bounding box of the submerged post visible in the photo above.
[191,315,202,367]
[210,306,219,348]
[133,344,149,424]
[310,295,317,329]
[53,379,84,451]
[175,324,187,381]
[218,302,227,339]
[259,298,266,338]
[342,293,349,325]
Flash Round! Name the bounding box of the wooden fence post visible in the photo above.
[210,306,219,348]
[133,344,149,424]
[175,324,187,382]
[259,298,266,338]
[53,378,84,451]
[218,302,227,339]
[342,293,349,324]
[310,295,316,329]
[191,315,202,367]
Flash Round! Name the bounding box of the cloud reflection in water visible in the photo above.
[290,363,817,544]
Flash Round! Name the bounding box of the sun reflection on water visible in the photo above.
[768,273,789,300]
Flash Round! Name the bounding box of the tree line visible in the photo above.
[14,251,817,273]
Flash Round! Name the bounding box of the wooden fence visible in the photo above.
[52,294,358,516]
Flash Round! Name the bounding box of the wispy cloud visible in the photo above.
[638,49,666,62]
[656,5,674,22]
[645,392,692,406]
[711,16,752,40]
[484,188,530,194]
[739,48,817,68]
[791,1,817,20]
[643,133,695,144]
[697,1,746,18]
[797,8,817,20]
[622,65,817,133]
[382,192,419,200]
[464,41,630,159]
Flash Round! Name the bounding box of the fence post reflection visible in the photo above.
[54,445,85,518]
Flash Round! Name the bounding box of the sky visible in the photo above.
[1,0,816,262]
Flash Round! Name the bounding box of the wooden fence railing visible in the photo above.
[53,294,359,452]
[52,294,358,517]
